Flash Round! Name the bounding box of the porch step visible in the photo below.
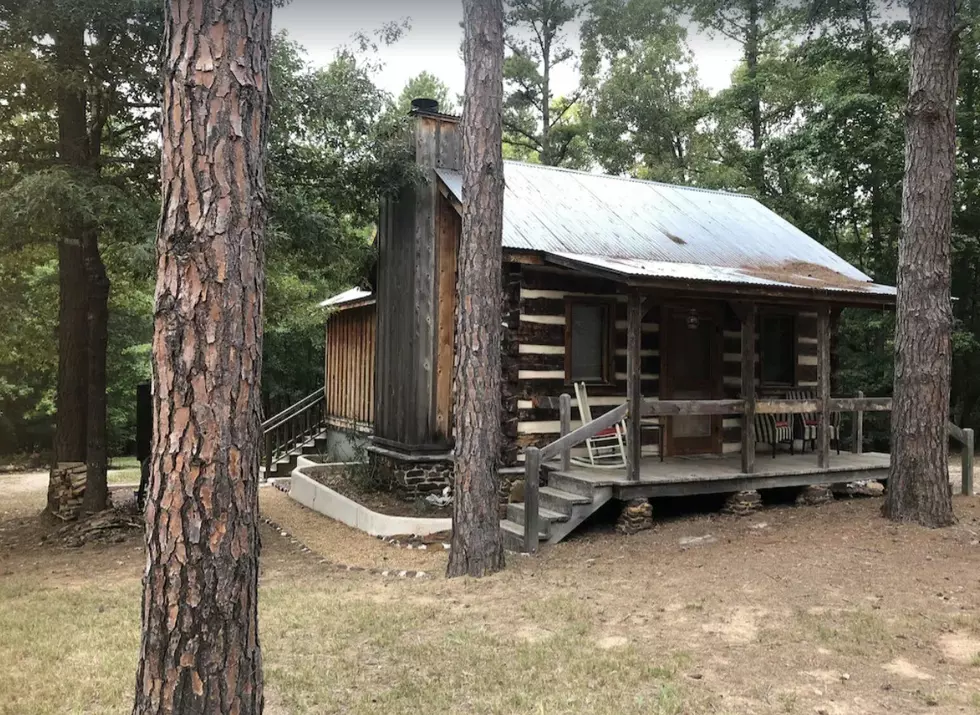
[500,519,548,552]
[547,472,599,498]
[501,478,614,551]
[266,432,328,479]
[538,486,591,515]
[506,502,569,528]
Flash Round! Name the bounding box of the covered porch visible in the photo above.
[552,450,891,500]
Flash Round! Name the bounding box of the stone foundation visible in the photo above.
[617,498,654,535]
[722,490,762,517]
[796,484,834,506]
[367,445,531,515]
[831,480,885,498]
[368,449,454,501]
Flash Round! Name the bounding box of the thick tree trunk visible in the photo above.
[448,0,506,578]
[81,231,110,515]
[884,0,957,527]
[133,1,272,712]
[48,21,90,515]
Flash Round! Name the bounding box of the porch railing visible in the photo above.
[522,390,976,551]
[522,397,628,553]
[261,389,326,474]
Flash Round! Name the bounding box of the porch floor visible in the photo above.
[550,451,891,499]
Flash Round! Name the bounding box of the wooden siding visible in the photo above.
[325,304,376,429]
[509,266,834,462]
[511,267,661,463]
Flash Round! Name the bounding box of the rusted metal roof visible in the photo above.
[548,254,896,297]
[435,162,894,298]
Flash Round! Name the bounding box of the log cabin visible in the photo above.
[290,100,901,550]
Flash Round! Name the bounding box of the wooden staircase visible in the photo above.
[264,432,330,479]
[262,390,328,479]
[500,466,613,551]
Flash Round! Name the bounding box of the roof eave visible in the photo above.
[541,253,896,308]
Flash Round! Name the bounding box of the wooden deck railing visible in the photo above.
[522,400,629,553]
[949,422,976,496]
[522,390,976,551]
[261,389,326,474]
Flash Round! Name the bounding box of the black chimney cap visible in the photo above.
[410,97,440,115]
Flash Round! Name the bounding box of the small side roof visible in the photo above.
[319,287,374,310]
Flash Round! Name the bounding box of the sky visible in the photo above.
[272,0,745,101]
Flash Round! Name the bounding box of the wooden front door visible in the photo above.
[661,303,723,456]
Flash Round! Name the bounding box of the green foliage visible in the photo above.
[0,19,416,455]
[397,72,458,114]
[502,0,590,167]
[263,33,416,408]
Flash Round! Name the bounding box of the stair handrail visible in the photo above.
[262,389,324,432]
[949,421,975,496]
[522,396,629,553]
[262,389,327,475]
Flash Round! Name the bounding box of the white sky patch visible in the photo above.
[272,0,743,101]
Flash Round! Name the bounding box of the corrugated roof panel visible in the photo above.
[319,287,373,308]
[549,253,896,297]
[435,162,882,289]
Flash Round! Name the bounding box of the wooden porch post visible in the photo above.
[851,389,864,455]
[817,307,831,468]
[627,291,643,482]
[740,304,756,474]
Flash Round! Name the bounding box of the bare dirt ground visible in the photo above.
[3,470,980,714]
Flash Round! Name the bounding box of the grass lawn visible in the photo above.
[107,455,142,485]
[3,475,980,714]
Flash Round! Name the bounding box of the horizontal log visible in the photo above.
[756,399,820,414]
[539,403,628,461]
[827,397,892,412]
[641,399,746,416]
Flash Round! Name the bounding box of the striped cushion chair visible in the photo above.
[754,412,794,458]
[788,389,839,454]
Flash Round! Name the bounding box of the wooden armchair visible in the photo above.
[787,389,840,454]
[754,412,794,458]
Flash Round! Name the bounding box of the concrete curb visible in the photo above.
[288,462,452,538]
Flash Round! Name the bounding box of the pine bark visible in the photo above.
[885,0,957,527]
[133,1,271,712]
[448,0,506,578]
[49,20,90,513]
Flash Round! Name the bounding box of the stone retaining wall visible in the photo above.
[369,450,454,500]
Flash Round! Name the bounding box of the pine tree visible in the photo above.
[448,0,507,578]
[133,0,272,710]
[884,0,958,527]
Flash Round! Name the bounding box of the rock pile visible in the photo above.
[831,480,885,498]
[722,490,762,516]
[617,498,653,535]
[46,462,87,521]
[796,484,834,506]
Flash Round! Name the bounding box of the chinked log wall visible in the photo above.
[324,303,376,431]
[506,265,824,465]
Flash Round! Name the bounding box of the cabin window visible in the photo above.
[565,300,613,383]
[760,314,796,386]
